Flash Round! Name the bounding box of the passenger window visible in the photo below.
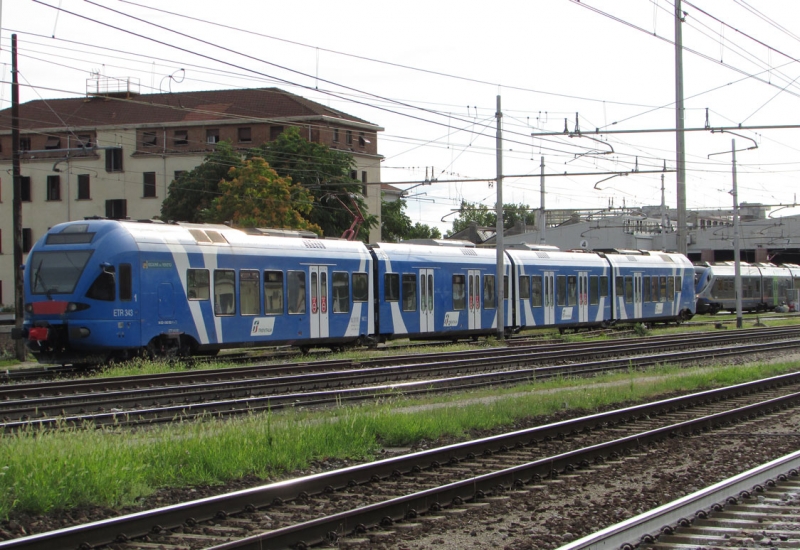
[599,276,609,298]
[402,274,416,311]
[119,263,132,301]
[352,272,369,302]
[615,276,624,298]
[624,276,633,303]
[264,271,283,314]
[652,276,660,302]
[484,275,496,309]
[504,276,509,302]
[519,276,530,300]
[86,270,116,301]
[643,276,651,302]
[556,275,566,307]
[589,276,598,306]
[676,275,682,291]
[240,270,260,316]
[567,275,577,306]
[333,272,350,313]
[453,275,466,310]
[667,276,675,300]
[288,271,306,314]
[531,276,542,307]
[214,270,235,316]
[187,269,209,300]
[660,276,667,302]
[384,273,399,302]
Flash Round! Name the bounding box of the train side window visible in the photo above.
[119,263,132,301]
[667,276,675,300]
[567,275,577,306]
[623,276,633,303]
[660,276,667,302]
[333,272,350,313]
[642,276,651,302]
[452,275,466,310]
[288,271,306,314]
[599,276,608,298]
[531,276,542,307]
[556,275,566,307]
[651,276,660,302]
[589,276,598,306]
[519,276,530,300]
[484,275,496,309]
[676,275,682,291]
[86,269,116,301]
[402,274,417,311]
[614,276,623,299]
[384,273,399,302]
[187,269,209,300]
[264,271,283,314]
[353,272,369,302]
[214,270,235,316]
[504,276,509,302]
[240,270,260,316]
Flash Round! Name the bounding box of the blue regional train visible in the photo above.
[14,219,696,365]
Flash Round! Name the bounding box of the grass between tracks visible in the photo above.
[2,356,800,518]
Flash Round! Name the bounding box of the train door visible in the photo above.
[419,268,435,332]
[578,272,589,323]
[543,271,555,325]
[468,270,481,329]
[309,266,329,339]
[633,273,643,318]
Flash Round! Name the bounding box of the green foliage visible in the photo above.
[206,156,322,233]
[634,323,650,336]
[380,196,441,242]
[252,127,377,240]
[447,200,536,236]
[160,141,243,223]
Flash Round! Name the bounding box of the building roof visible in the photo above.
[0,87,380,132]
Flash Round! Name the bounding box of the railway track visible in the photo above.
[2,326,800,432]
[1,372,799,549]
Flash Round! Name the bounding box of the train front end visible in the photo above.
[16,220,140,365]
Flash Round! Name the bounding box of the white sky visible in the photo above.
[4,0,800,234]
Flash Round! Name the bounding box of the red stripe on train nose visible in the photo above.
[31,301,69,315]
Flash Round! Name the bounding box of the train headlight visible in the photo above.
[24,303,32,313]
[66,302,90,312]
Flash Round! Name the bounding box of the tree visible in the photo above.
[253,127,377,240]
[381,196,441,242]
[446,200,537,236]
[206,156,322,233]
[160,141,243,222]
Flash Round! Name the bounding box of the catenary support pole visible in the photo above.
[12,34,26,361]
[675,0,687,255]
[539,156,546,244]
[495,95,504,340]
[732,139,743,329]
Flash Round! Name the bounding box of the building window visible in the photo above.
[46,175,61,201]
[358,132,366,147]
[270,126,284,141]
[20,176,31,202]
[19,137,31,151]
[173,130,188,146]
[333,128,340,143]
[206,129,220,144]
[346,130,352,145]
[77,174,91,200]
[143,172,157,198]
[77,134,92,149]
[142,132,157,147]
[22,228,32,253]
[238,127,252,143]
[45,137,61,150]
[105,148,123,172]
[174,170,186,181]
[350,170,357,181]
[361,171,368,196]
[106,199,127,219]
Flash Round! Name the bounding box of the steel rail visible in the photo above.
[3,336,800,432]
[0,374,799,549]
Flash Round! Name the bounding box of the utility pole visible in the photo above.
[539,156,546,244]
[675,0,687,255]
[495,95,504,341]
[731,139,743,329]
[11,34,26,361]
[660,174,667,251]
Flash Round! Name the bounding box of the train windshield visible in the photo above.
[30,250,94,295]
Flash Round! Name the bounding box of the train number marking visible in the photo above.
[113,309,135,317]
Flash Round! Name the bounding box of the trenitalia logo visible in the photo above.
[250,317,276,336]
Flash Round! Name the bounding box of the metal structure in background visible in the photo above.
[495,95,504,340]
[674,0,687,255]
[11,34,25,361]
